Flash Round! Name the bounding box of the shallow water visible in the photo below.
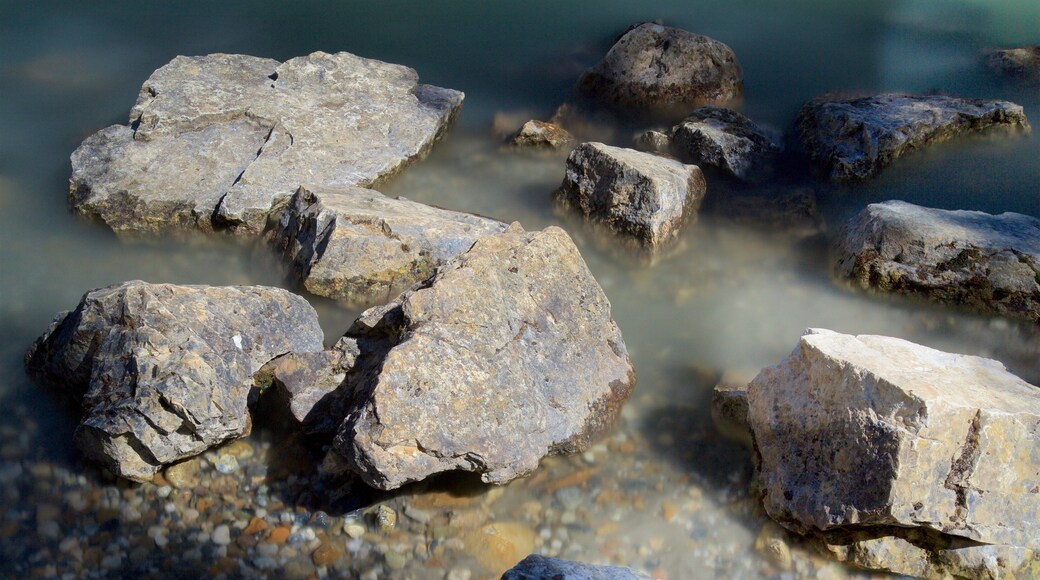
[1,1,1038,578]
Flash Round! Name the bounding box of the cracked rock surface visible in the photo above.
[556,142,706,249]
[797,93,1030,181]
[748,328,1040,556]
[25,281,324,481]
[837,201,1040,323]
[70,51,464,236]
[332,224,636,490]
[268,185,507,305]
[670,106,780,179]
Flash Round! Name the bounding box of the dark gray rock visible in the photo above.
[333,224,636,490]
[632,129,672,154]
[576,23,742,114]
[671,106,780,178]
[711,374,752,448]
[797,93,1030,181]
[70,51,464,237]
[709,187,822,237]
[502,554,650,579]
[837,201,1040,323]
[986,46,1040,83]
[25,281,324,481]
[508,120,575,150]
[268,185,507,305]
[556,142,706,249]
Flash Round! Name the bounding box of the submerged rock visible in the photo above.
[837,201,1040,323]
[25,281,324,481]
[556,142,706,249]
[502,554,650,579]
[986,46,1040,83]
[632,129,672,155]
[709,187,822,237]
[333,224,635,490]
[711,374,752,448]
[797,93,1030,181]
[576,23,742,114]
[748,329,1040,568]
[670,106,780,178]
[70,51,464,236]
[508,120,575,150]
[269,185,507,304]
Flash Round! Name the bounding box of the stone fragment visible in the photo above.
[986,46,1040,83]
[576,23,742,114]
[25,281,324,481]
[502,554,650,579]
[333,224,635,489]
[508,120,575,150]
[797,93,1030,181]
[269,185,507,304]
[836,201,1040,322]
[748,328,1040,551]
[70,51,464,236]
[670,106,780,178]
[632,130,672,155]
[556,142,706,249]
[256,340,358,434]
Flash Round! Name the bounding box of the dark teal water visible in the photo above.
[0,1,1037,577]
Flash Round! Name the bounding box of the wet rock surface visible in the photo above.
[502,554,651,579]
[837,200,1040,323]
[797,93,1030,181]
[333,224,636,490]
[268,185,507,304]
[508,120,575,150]
[25,281,324,481]
[576,23,743,114]
[556,142,706,249]
[670,106,780,179]
[70,51,464,236]
[748,329,1040,573]
[986,45,1040,82]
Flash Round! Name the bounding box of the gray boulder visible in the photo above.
[632,129,672,155]
[671,106,780,178]
[70,51,463,236]
[333,224,636,490]
[25,281,324,481]
[797,93,1030,181]
[556,142,706,249]
[576,23,742,114]
[748,329,1040,575]
[986,46,1040,83]
[508,120,575,150]
[268,185,507,304]
[502,554,650,579]
[837,201,1040,323]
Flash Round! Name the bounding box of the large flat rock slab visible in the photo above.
[269,185,507,304]
[797,93,1029,181]
[837,200,1040,323]
[25,281,324,481]
[333,224,636,490]
[70,51,463,236]
[748,329,1040,552]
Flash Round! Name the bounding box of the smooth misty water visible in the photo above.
[1,1,1038,578]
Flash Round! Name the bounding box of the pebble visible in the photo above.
[344,522,366,539]
[212,525,232,546]
[268,526,291,545]
[312,541,341,567]
[375,505,397,533]
[214,454,239,475]
[164,457,201,489]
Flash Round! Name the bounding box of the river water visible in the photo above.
[1,1,1038,578]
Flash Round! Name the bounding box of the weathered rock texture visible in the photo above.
[269,185,507,304]
[986,46,1040,83]
[748,329,1040,565]
[70,51,464,236]
[556,142,706,249]
[837,201,1040,323]
[711,375,752,448]
[797,94,1030,181]
[632,130,672,155]
[333,224,636,490]
[576,23,742,113]
[508,120,575,150]
[25,281,324,481]
[502,554,650,579]
[671,106,780,178]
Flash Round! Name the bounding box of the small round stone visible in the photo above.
[214,454,239,474]
[212,525,232,546]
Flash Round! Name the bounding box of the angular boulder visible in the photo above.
[632,129,672,155]
[986,46,1040,83]
[25,281,324,481]
[836,201,1040,323]
[576,23,742,113]
[797,93,1030,181]
[556,142,706,249]
[502,554,650,579]
[670,106,780,178]
[70,51,464,236]
[269,185,507,304]
[748,329,1040,553]
[508,120,575,150]
[333,224,636,490]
